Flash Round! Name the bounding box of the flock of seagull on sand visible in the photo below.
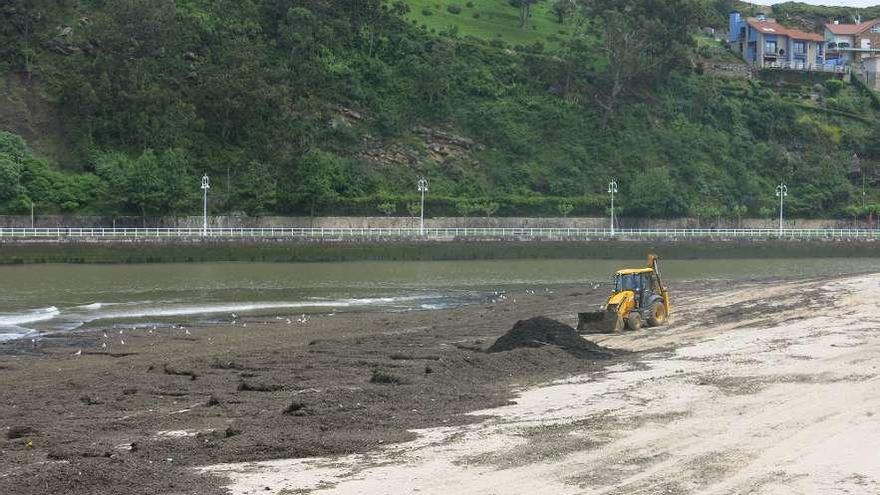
[62,310,316,356]
[57,286,581,357]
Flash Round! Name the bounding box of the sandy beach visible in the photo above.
[2,274,879,494]
[206,274,880,494]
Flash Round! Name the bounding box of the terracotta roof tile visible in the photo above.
[746,18,824,42]
[825,20,880,36]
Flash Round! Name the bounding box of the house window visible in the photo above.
[793,41,806,57]
[765,40,777,55]
[871,25,880,33]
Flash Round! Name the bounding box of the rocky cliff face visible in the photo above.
[0,74,66,163]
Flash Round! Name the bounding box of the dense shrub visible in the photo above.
[447,4,462,14]
[825,79,845,96]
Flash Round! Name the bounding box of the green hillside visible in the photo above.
[0,0,879,220]
[770,2,880,31]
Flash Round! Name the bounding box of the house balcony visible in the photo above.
[761,60,849,73]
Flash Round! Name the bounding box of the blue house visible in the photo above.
[729,12,826,70]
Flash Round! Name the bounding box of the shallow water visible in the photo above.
[2,258,878,340]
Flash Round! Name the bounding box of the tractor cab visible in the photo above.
[613,268,658,310]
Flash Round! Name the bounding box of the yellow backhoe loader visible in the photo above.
[578,255,670,333]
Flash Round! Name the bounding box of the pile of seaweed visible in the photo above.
[488,317,613,359]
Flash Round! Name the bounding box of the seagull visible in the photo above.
[285,319,292,325]
[74,349,82,356]
[242,323,247,328]
[120,339,125,345]
[103,332,108,339]
[230,313,238,319]
[101,342,107,349]
[118,329,123,335]
[184,328,191,335]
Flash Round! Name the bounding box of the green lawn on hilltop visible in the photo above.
[404,0,572,48]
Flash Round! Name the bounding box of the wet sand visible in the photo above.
[0,282,626,495]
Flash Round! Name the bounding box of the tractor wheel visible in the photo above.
[647,302,667,327]
[626,312,643,331]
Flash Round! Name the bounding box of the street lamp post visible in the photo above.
[201,174,210,236]
[418,177,428,236]
[776,183,788,235]
[608,179,618,236]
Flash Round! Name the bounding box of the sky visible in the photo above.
[759,1,879,6]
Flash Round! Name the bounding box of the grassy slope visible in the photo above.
[404,0,571,47]
[695,35,744,63]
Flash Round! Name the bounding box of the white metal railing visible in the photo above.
[0,227,879,239]
[762,60,848,73]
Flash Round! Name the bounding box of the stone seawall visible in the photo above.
[1,237,878,265]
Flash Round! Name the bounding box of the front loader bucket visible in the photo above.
[577,309,624,334]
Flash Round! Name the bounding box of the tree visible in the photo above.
[455,198,480,218]
[513,0,537,30]
[95,151,164,222]
[864,126,880,160]
[378,201,396,216]
[557,201,574,217]
[481,201,500,218]
[626,167,687,217]
[234,160,278,216]
[282,149,344,217]
[93,149,195,221]
[0,0,51,75]
[0,131,25,208]
[0,154,22,204]
[407,202,421,218]
[551,0,575,24]
[582,0,703,124]
[730,204,748,227]
[157,149,197,216]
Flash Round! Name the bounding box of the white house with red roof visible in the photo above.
[729,12,828,70]
[825,18,880,67]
